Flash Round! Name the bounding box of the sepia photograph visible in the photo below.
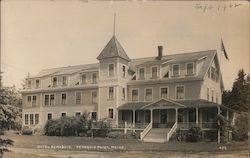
[0,0,249,158]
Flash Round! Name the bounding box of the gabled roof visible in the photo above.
[97,36,130,61]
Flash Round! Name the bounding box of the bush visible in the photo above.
[232,114,248,141]
[22,126,33,135]
[186,126,202,142]
[206,131,217,142]
[107,131,126,139]
[93,120,111,137]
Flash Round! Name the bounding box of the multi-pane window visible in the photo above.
[108,87,114,100]
[92,91,97,104]
[122,65,126,78]
[32,96,37,106]
[187,63,194,75]
[30,114,34,125]
[173,65,179,76]
[161,87,168,99]
[122,88,126,100]
[35,114,39,124]
[50,94,55,105]
[52,77,57,86]
[132,89,139,102]
[92,73,97,83]
[61,113,66,117]
[35,80,40,88]
[207,88,210,101]
[176,86,184,99]
[27,96,32,106]
[75,92,81,104]
[44,95,50,106]
[62,76,67,85]
[109,64,114,76]
[92,112,97,120]
[152,67,158,78]
[139,68,145,79]
[25,114,29,125]
[27,80,32,89]
[81,73,87,84]
[145,88,152,101]
[61,93,67,105]
[108,108,114,119]
[47,113,52,120]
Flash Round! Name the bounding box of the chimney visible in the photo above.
[157,46,163,60]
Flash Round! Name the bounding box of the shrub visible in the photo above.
[93,119,111,137]
[232,114,248,141]
[186,126,202,142]
[21,126,33,135]
[107,131,126,139]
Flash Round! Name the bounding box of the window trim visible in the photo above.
[24,114,29,125]
[107,86,115,100]
[107,107,114,119]
[186,62,195,75]
[34,114,39,124]
[47,112,53,120]
[122,87,126,100]
[62,75,67,86]
[52,76,58,87]
[108,63,115,77]
[131,88,139,102]
[81,73,87,84]
[91,111,97,120]
[61,112,67,117]
[160,86,169,99]
[91,90,98,104]
[75,111,82,117]
[175,85,185,100]
[144,87,153,102]
[35,79,40,88]
[138,67,145,80]
[61,92,67,105]
[151,66,159,79]
[91,72,98,84]
[75,91,82,105]
[27,80,32,89]
[172,64,180,77]
[44,93,56,106]
[122,65,126,78]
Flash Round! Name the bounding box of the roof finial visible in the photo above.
[113,13,116,36]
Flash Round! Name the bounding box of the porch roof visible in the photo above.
[118,102,152,110]
[176,99,219,108]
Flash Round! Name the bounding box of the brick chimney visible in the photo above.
[157,46,163,60]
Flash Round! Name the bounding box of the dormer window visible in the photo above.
[92,73,97,83]
[108,63,114,77]
[186,63,194,75]
[122,65,126,78]
[62,76,67,85]
[151,67,158,78]
[81,73,87,84]
[139,68,145,79]
[27,80,32,89]
[172,64,179,77]
[35,79,40,88]
[52,77,57,87]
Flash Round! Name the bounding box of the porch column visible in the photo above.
[218,106,221,143]
[133,110,135,127]
[175,108,178,123]
[196,108,199,125]
[150,109,153,123]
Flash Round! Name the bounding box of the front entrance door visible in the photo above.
[160,109,168,124]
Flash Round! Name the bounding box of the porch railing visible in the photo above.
[152,122,175,128]
[167,121,177,141]
[178,122,216,130]
[118,122,149,129]
[140,122,152,140]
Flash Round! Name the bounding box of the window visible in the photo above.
[145,88,152,101]
[35,114,39,124]
[211,90,214,102]
[32,96,37,106]
[139,68,145,79]
[132,89,139,102]
[108,87,114,100]
[122,65,126,78]
[62,76,67,85]
[173,64,179,76]
[92,73,97,83]
[161,87,168,99]
[187,63,194,75]
[47,113,52,120]
[152,67,158,78]
[27,80,32,89]
[216,92,218,103]
[61,93,67,105]
[50,94,55,105]
[108,108,114,119]
[108,64,114,76]
[176,86,184,99]
[25,114,29,125]
[35,79,40,88]
[75,92,81,104]
[61,113,66,117]
[207,88,210,101]
[44,95,49,106]
[27,96,31,106]
[81,73,87,84]
[52,77,57,86]
[75,112,81,117]
[92,91,97,104]
[92,112,97,120]
[30,114,34,125]
[122,88,126,100]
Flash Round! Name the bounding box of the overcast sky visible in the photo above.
[1,0,249,90]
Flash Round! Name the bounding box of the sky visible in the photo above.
[1,0,249,90]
